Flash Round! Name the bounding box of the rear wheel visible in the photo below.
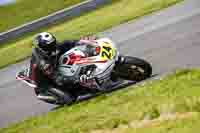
[114,56,152,81]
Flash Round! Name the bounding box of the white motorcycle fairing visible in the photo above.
[58,38,119,89]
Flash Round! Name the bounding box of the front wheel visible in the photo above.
[114,56,152,81]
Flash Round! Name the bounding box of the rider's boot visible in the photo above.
[48,88,75,105]
[36,87,74,105]
[37,93,57,103]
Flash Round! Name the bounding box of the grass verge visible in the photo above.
[0,0,183,69]
[1,68,200,132]
[0,0,86,32]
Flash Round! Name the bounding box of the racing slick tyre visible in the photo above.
[115,56,152,81]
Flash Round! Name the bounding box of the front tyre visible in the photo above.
[115,56,152,81]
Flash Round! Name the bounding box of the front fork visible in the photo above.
[115,55,126,65]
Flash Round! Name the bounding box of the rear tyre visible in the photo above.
[115,56,152,81]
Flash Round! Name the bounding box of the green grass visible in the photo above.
[119,114,200,133]
[0,0,86,32]
[0,0,183,69]
[1,68,200,133]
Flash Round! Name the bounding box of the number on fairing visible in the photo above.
[102,46,112,59]
[101,42,115,60]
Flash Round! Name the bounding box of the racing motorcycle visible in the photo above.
[16,38,152,105]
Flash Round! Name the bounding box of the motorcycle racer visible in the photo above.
[18,32,98,103]
[16,33,152,105]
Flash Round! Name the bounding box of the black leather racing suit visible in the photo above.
[29,40,81,95]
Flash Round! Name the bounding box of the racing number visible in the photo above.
[102,46,112,59]
[100,41,116,60]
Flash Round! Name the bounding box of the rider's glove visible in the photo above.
[79,64,97,84]
[80,35,97,41]
[78,35,98,45]
[80,75,90,83]
[80,69,94,83]
[80,75,87,83]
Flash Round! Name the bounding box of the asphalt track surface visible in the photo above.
[0,0,200,128]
